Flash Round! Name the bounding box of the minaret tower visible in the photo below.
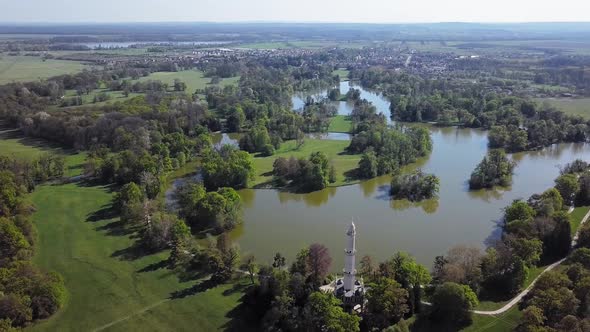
[343,221,357,292]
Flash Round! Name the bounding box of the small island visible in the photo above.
[468,149,515,190]
[390,170,440,201]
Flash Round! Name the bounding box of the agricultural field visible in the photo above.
[250,138,360,188]
[0,55,87,84]
[29,183,252,332]
[535,97,590,119]
[137,70,240,93]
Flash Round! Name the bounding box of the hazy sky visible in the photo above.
[1,0,590,23]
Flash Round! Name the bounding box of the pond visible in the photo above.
[292,81,391,121]
[230,126,590,269]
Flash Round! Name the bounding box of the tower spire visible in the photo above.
[343,218,357,292]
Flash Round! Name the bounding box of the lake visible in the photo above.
[231,127,590,269]
[177,86,590,271]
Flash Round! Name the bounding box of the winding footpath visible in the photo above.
[423,207,590,316]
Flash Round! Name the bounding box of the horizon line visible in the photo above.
[1,20,590,25]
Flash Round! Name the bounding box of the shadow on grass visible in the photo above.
[111,241,159,261]
[410,311,471,332]
[86,203,117,222]
[221,285,259,332]
[0,124,80,155]
[169,278,219,299]
[137,259,169,273]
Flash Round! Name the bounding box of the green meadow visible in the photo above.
[137,70,240,93]
[28,183,251,332]
[250,138,360,188]
[0,127,86,177]
[0,55,87,84]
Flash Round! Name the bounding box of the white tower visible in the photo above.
[343,221,357,292]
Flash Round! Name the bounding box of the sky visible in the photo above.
[1,0,589,23]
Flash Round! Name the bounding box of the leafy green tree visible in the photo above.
[469,149,515,189]
[201,145,254,190]
[358,150,378,179]
[515,305,546,332]
[302,292,360,332]
[241,254,258,284]
[115,182,144,211]
[0,218,32,264]
[555,174,580,205]
[365,277,409,330]
[506,236,542,267]
[505,200,535,223]
[571,248,590,268]
[0,294,32,327]
[0,171,19,217]
[430,282,478,325]
[226,106,246,132]
[390,170,439,201]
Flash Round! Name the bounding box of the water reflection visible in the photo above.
[277,187,338,207]
[239,189,256,208]
[390,198,440,214]
[467,185,512,202]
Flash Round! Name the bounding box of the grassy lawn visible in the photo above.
[28,183,250,332]
[0,55,87,84]
[0,127,86,177]
[328,115,352,133]
[571,205,590,235]
[137,70,239,93]
[461,306,522,332]
[250,138,360,188]
[535,98,590,119]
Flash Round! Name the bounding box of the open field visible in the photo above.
[328,115,352,133]
[0,55,87,84]
[250,138,360,188]
[29,183,250,332]
[137,70,240,93]
[63,88,143,106]
[536,97,590,119]
[0,127,86,177]
[462,306,521,332]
